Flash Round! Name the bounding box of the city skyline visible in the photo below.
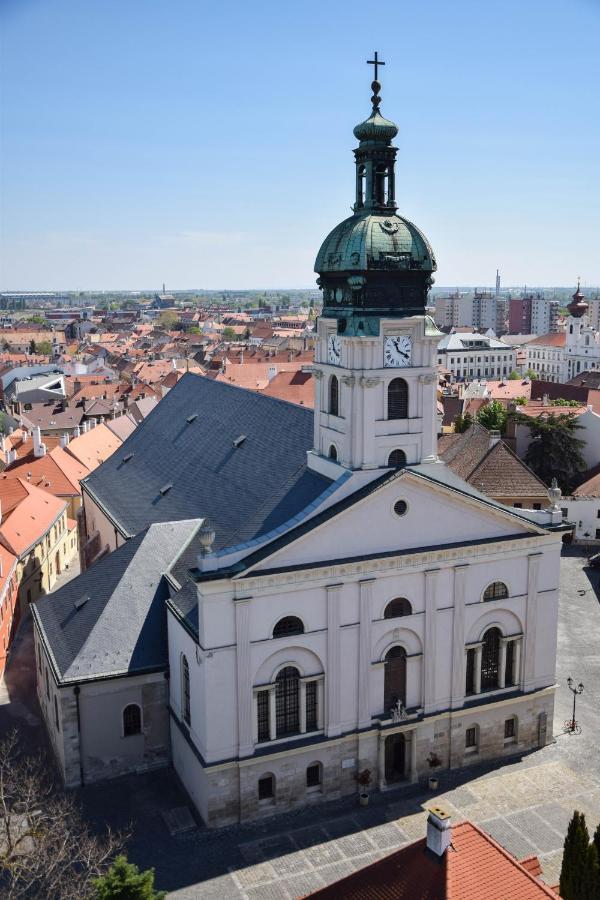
[1,0,599,290]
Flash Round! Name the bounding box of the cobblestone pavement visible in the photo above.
[76,548,600,899]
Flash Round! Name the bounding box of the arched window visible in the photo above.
[123,703,142,737]
[181,655,191,725]
[388,449,406,468]
[384,646,407,713]
[483,582,509,602]
[273,616,304,638]
[384,598,412,619]
[481,627,501,691]
[275,666,300,737]
[329,375,339,416]
[328,444,338,461]
[388,378,408,419]
[357,165,366,207]
[375,164,389,204]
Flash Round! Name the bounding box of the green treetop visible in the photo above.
[94,855,166,900]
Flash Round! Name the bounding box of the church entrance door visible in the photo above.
[384,733,406,783]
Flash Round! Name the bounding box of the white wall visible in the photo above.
[561,496,600,543]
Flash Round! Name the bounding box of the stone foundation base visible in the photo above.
[173,687,555,827]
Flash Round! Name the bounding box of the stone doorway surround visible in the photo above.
[377,723,418,790]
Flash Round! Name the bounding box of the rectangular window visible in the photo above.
[596,529,600,540]
[505,639,515,686]
[45,668,50,700]
[533,503,542,510]
[561,508,568,518]
[306,681,317,732]
[54,695,60,731]
[306,764,321,788]
[258,775,274,800]
[465,726,477,749]
[465,648,475,695]
[257,691,269,742]
[513,502,523,508]
[504,717,516,739]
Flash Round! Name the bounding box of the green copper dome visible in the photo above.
[353,109,398,144]
[315,212,435,274]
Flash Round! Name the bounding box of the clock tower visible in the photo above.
[310,57,441,472]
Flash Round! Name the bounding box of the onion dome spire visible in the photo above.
[568,278,588,318]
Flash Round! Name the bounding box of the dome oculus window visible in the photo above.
[393,499,408,517]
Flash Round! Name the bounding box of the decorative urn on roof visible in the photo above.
[314,53,436,336]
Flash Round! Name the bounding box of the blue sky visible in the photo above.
[1,0,599,291]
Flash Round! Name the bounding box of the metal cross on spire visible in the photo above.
[367,51,385,81]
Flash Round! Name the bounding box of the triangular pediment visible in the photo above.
[243,465,544,575]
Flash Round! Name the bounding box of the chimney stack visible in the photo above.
[60,432,69,449]
[74,425,81,438]
[542,393,549,407]
[426,807,452,857]
[33,426,47,458]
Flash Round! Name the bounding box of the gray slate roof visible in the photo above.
[83,373,331,552]
[32,519,200,683]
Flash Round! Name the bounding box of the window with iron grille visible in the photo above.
[273,616,304,638]
[275,666,300,737]
[483,581,508,601]
[306,680,317,731]
[123,703,141,737]
[258,774,274,800]
[384,598,412,619]
[465,726,477,748]
[505,640,515,686]
[329,376,339,416]
[388,449,406,468]
[465,648,475,694]
[306,763,321,788]
[481,628,501,690]
[504,717,516,739]
[257,690,269,742]
[182,655,191,725]
[387,378,408,419]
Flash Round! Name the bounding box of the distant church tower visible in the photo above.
[311,57,440,471]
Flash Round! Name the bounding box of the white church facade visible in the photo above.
[32,67,567,827]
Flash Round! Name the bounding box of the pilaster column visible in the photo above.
[358,579,374,728]
[423,569,439,714]
[299,680,307,734]
[418,373,438,463]
[524,553,542,690]
[514,638,522,689]
[451,565,468,708]
[268,686,277,741]
[252,693,258,743]
[410,728,418,783]
[474,645,483,695]
[326,583,342,737]
[378,732,386,790]
[234,597,253,757]
[499,639,508,689]
[316,678,324,730]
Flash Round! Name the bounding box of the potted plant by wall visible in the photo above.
[427,752,441,790]
[355,769,372,806]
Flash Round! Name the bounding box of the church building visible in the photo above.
[32,65,567,827]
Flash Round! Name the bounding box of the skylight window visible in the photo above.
[159,483,173,495]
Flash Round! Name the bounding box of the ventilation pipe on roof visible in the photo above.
[426,807,452,856]
[33,426,47,458]
[74,425,81,438]
[60,432,69,448]
[7,449,16,466]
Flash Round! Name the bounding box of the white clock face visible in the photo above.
[384,335,412,367]
[327,334,342,365]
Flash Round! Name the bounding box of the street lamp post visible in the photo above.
[566,677,584,734]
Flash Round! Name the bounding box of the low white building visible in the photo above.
[437,333,516,381]
[526,286,600,383]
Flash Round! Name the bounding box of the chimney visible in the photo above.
[172,358,177,370]
[60,432,69,448]
[426,807,452,856]
[489,429,501,448]
[74,425,81,438]
[542,393,549,407]
[33,426,47,458]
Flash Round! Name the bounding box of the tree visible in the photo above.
[0,730,124,899]
[508,370,521,380]
[454,411,474,433]
[93,855,165,900]
[157,311,178,329]
[517,412,587,493]
[221,327,236,341]
[559,811,600,900]
[477,400,507,433]
[28,339,36,354]
[36,340,54,356]
[525,368,537,380]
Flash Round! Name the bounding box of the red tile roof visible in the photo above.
[309,820,557,900]
[525,333,566,347]
[0,479,66,557]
